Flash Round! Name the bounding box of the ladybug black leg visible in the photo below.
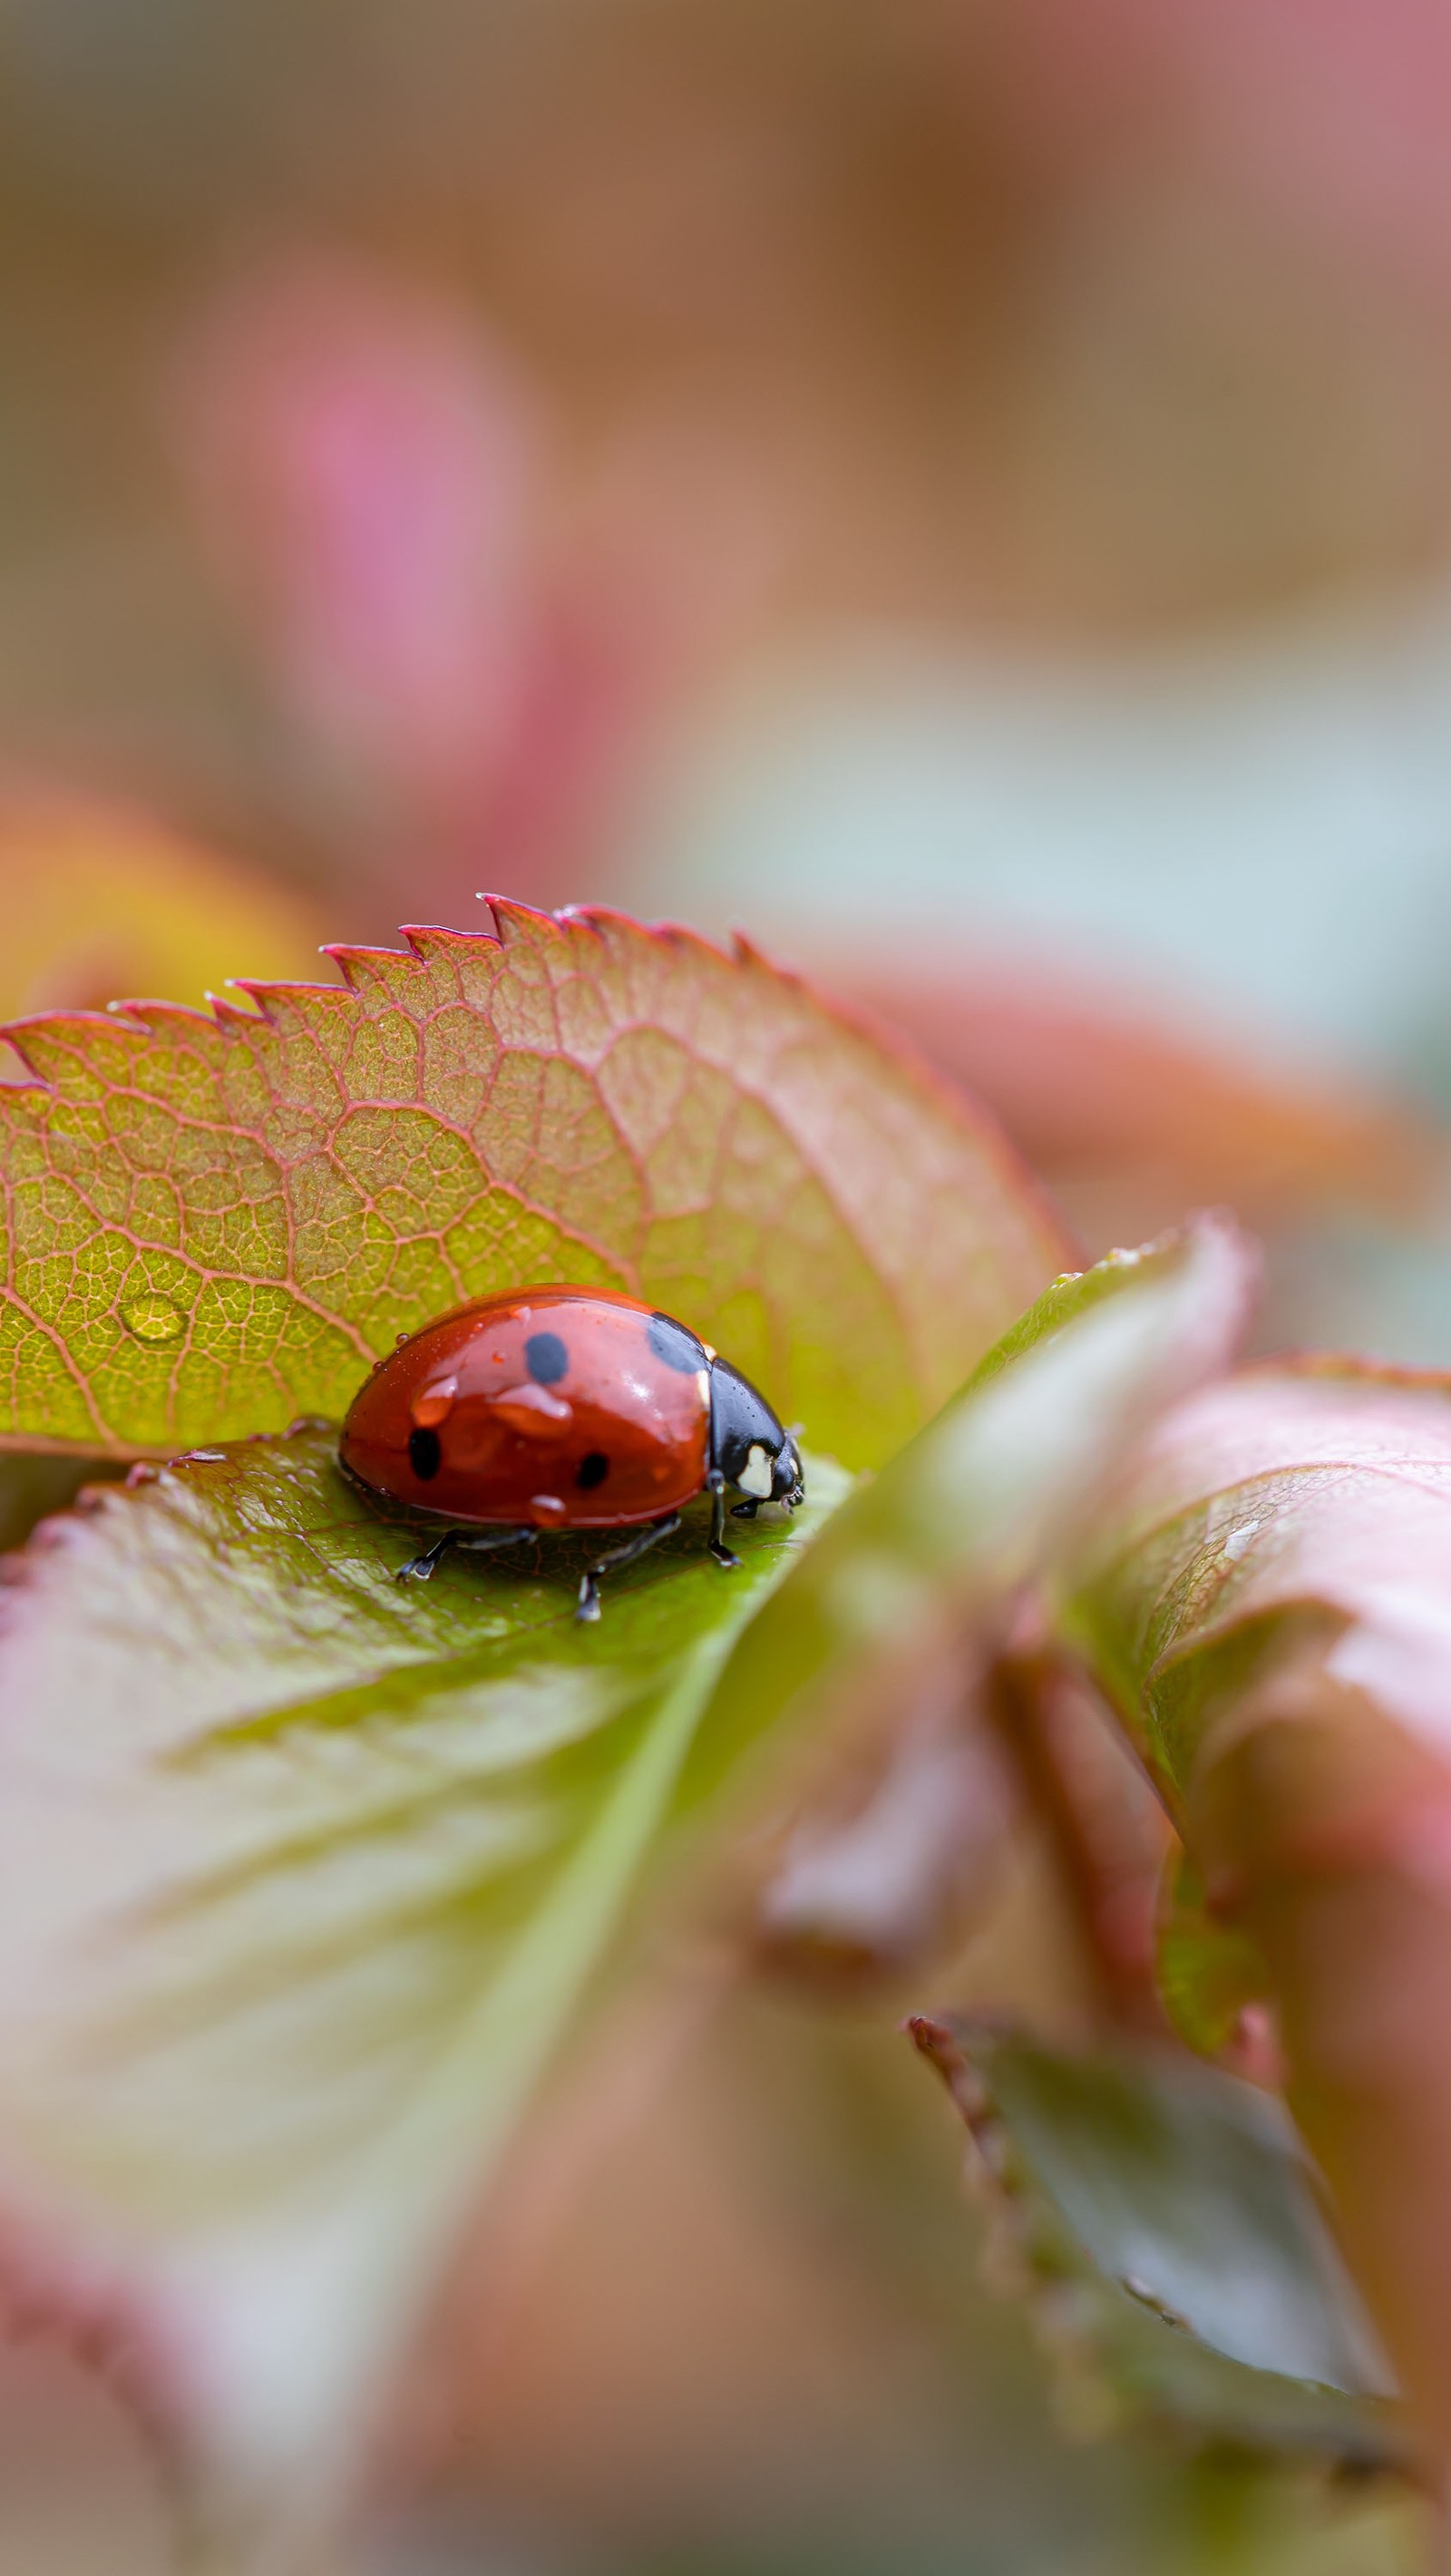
[728,1498,760,1521]
[396,1524,532,1584]
[576,1512,682,1625]
[707,1470,742,1569]
[396,1528,463,1583]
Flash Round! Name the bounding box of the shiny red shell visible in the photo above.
[339,1286,713,1532]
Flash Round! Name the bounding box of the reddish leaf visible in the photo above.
[1063,1354,1451,2463]
[1064,1356,1451,1826]
[0,903,1068,1464]
[833,959,1440,1244]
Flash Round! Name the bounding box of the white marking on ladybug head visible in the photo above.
[738,1443,774,1500]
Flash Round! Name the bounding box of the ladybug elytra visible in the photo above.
[339,1285,805,1621]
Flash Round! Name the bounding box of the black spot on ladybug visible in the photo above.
[525,1330,570,1385]
[577,1451,609,1490]
[648,1312,705,1373]
[408,1425,443,1480]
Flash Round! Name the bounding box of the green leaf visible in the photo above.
[691,1215,1257,1801]
[0,1426,849,2501]
[0,904,1066,1464]
[960,1236,1212,1393]
[910,2015,1404,2468]
[1156,1851,1272,2061]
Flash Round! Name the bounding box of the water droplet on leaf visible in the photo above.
[122,1295,184,1344]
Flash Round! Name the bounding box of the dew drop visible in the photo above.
[122,1294,184,1344]
[411,1373,458,1429]
[493,1382,573,1436]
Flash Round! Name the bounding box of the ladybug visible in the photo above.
[339,1285,805,1622]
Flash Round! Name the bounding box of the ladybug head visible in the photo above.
[707,1357,805,1509]
[773,1433,805,1508]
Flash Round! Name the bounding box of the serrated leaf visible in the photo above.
[911,2015,1403,2468]
[0,1426,849,2511]
[0,903,1066,1464]
[692,1216,1257,1801]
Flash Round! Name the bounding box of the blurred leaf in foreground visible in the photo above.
[910,2015,1403,2470]
[0,903,1066,1462]
[0,1424,847,2525]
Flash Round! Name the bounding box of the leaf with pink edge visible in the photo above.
[0,903,1066,1464]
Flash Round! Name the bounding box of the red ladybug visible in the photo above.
[339,1285,804,1621]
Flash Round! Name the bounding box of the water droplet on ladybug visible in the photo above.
[492,1381,573,1437]
[411,1373,458,1429]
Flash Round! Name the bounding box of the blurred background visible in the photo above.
[1,2,1448,2568]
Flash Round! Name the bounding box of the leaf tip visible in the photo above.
[907,2010,995,2122]
[318,940,404,994]
[483,895,557,951]
[904,2009,950,2061]
[208,986,267,1029]
[397,922,490,965]
[730,927,777,970]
